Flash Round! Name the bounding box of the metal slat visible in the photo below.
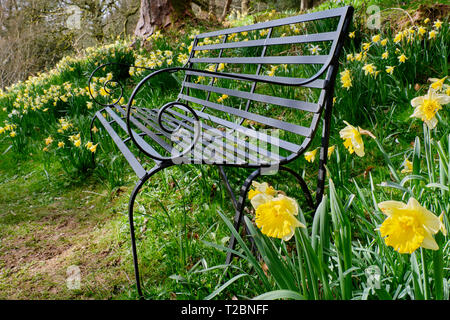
[196,6,346,39]
[139,107,277,164]
[183,82,320,113]
[179,94,311,137]
[127,107,263,164]
[114,106,174,152]
[105,107,165,161]
[190,55,328,65]
[95,111,148,178]
[239,27,271,126]
[162,104,301,153]
[194,32,337,51]
[184,70,326,89]
[148,108,282,163]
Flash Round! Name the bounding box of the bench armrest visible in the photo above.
[88,62,159,108]
[126,67,203,162]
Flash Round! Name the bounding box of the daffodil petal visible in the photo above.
[378,200,406,216]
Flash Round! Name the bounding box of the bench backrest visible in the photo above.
[175,6,353,166]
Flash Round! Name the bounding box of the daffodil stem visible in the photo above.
[432,233,444,300]
[420,248,430,300]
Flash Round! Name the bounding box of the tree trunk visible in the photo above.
[220,0,232,22]
[209,0,216,19]
[241,0,249,15]
[300,0,313,11]
[134,0,192,39]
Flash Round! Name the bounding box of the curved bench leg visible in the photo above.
[279,166,315,211]
[225,166,316,265]
[217,165,238,211]
[226,169,261,264]
[127,165,168,299]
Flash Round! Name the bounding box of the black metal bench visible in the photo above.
[88,6,353,298]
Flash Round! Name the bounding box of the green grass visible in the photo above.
[0,138,262,299]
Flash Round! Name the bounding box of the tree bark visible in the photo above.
[220,0,232,22]
[134,0,192,39]
[241,0,249,15]
[208,0,216,19]
[300,0,314,11]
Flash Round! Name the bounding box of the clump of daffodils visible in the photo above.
[340,69,352,90]
[248,182,305,241]
[377,198,446,254]
[303,145,336,163]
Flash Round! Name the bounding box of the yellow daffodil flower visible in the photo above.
[267,65,278,77]
[417,26,427,37]
[433,19,442,29]
[362,63,376,76]
[381,51,389,59]
[45,136,53,145]
[195,76,205,83]
[217,94,228,103]
[89,143,98,153]
[362,42,371,51]
[429,30,436,39]
[99,87,108,97]
[393,32,403,43]
[304,148,318,163]
[380,38,388,46]
[340,69,352,90]
[377,198,443,254]
[429,76,447,91]
[248,181,277,199]
[74,139,81,147]
[386,66,395,75]
[349,31,355,38]
[259,29,269,37]
[327,145,335,159]
[339,121,365,157]
[58,141,65,148]
[371,34,381,43]
[410,88,450,129]
[248,181,277,210]
[255,194,305,241]
[401,159,413,173]
[398,54,407,63]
